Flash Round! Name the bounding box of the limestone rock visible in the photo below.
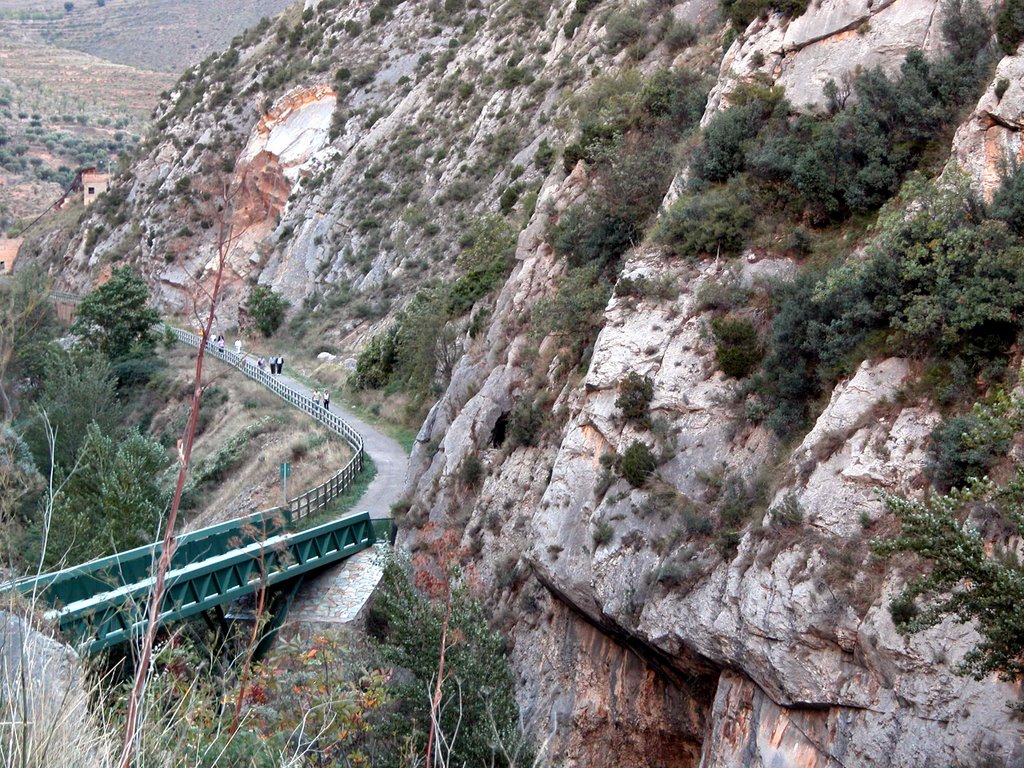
[950,51,1024,201]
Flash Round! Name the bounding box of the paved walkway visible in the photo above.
[272,365,408,522]
[286,544,386,626]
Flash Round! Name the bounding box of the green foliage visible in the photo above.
[72,266,160,362]
[351,324,399,390]
[760,175,1024,437]
[721,0,810,29]
[351,284,461,400]
[368,553,526,767]
[592,519,614,546]
[556,69,708,275]
[692,9,992,224]
[0,425,42,525]
[604,10,646,53]
[532,266,610,357]
[691,86,786,183]
[563,0,600,37]
[0,264,58,417]
[40,423,168,567]
[615,372,654,427]
[928,390,1023,490]
[507,399,544,448]
[460,453,484,487]
[449,215,517,316]
[996,0,1024,53]
[552,202,640,272]
[244,285,290,337]
[22,350,119,472]
[875,474,1024,686]
[989,164,1024,235]
[656,186,754,258]
[711,315,761,378]
[620,440,657,487]
[871,175,1024,359]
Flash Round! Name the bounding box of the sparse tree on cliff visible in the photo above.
[875,474,1024,690]
[243,285,289,337]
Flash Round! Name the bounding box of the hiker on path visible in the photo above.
[313,389,321,407]
[278,355,285,374]
[234,339,243,355]
[323,390,330,411]
[257,357,265,371]
[217,337,225,352]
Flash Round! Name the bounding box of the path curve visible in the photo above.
[266,370,407,522]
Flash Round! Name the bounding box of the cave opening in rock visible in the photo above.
[492,412,509,448]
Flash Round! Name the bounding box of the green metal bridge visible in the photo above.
[1,319,385,655]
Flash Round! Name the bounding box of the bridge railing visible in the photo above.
[165,325,365,523]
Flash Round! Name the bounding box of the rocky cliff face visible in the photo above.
[54,0,1024,764]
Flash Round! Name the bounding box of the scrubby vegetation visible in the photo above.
[758,173,1024,437]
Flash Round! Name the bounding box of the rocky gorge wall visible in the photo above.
[398,4,1024,766]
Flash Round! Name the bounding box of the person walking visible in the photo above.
[234,339,243,355]
[313,389,321,407]
[323,390,330,411]
[217,337,225,353]
[278,355,285,374]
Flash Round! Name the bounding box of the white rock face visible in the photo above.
[950,51,1024,201]
[404,219,1024,764]
[0,612,103,766]
[239,84,337,184]
[704,0,970,117]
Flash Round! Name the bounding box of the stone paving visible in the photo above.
[286,543,388,626]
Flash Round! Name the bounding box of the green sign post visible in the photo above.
[280,462,291,503]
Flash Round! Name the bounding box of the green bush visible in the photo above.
[448,215,516,316]
[351,324,400,390]
[592,520,614,546]
[507,399,543,448]
[615,371,654,427]
[711,316,761,378]
[996,0,1024,53]
[690,86,785,183]
[657,187,754,258]
[460,454,484,487]
[721,0,810,29]
[604,11,646,53]
[620,440,657,487]
[244,285,290,337]
[72,267,160,362]
[692,7,991,224]
[928,413,1008,491]
[532,266,611,358]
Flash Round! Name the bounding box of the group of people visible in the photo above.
[312,389,331,410]
[199,330,243,356]
[256,356,285,374]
